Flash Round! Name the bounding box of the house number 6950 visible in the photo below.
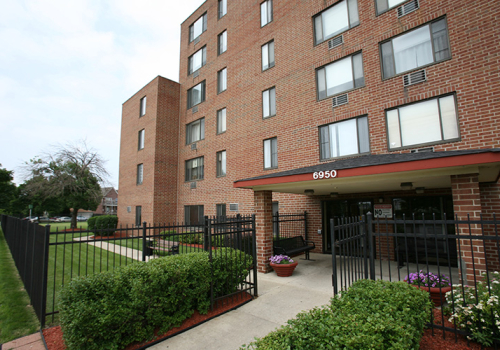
[313,170,337,180]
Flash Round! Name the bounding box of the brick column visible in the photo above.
[451,174,485,284]
[254,190,273,273]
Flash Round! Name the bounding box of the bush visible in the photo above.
[242,279,432,350]
[88,215,118,236]
[59,249,252,350]
[446,271,500,347]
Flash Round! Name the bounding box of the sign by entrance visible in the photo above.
[312,170,337,180]
[374,204,393,218]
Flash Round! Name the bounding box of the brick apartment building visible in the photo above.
[118,0,500,272]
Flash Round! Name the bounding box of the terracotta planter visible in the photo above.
[270,261,298,277]
[414,285,452,307]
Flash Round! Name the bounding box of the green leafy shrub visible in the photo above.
[159,230,176,239]
[242,279,432,350]
[86,216,97,232]
[59,249,252,350]
[446,271,500,347]
[211,247,254,296]
[94,215,118,236]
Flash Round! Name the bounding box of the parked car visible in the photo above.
[77,216,87,221]
[22,216,38,223]
[56,217,72,222]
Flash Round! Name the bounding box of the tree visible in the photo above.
[23,141,109,228]
[0,164,17,215]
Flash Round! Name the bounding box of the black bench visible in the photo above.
[273,236,315,260]
[149,239,179,255]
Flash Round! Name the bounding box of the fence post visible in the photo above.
[366,213,375,280]
[304,211,308,241]
[251,214,258,296]
[40,225,51,328]
[203,216,210,252]
[235,214,242,250]
[142,222,147,262]
[331,218,338,295]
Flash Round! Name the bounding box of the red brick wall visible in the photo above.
[174,0,500,224]
[118,76,180,227]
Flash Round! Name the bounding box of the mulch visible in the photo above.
[42,292,253,350]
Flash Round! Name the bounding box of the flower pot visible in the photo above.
[270,261,298,277]
[414,285,452,307]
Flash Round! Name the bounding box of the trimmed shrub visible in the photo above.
[242,279,432,350]
[59,249,252,350]
[86,216,97,232]
[211,247,254,296]
[88,215,118,236]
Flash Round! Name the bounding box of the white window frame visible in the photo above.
[137,164,143,185]
[216,150,226,177]
[218,68,227,94]
[262,40,275,71]
[313,0,359,45]
[260,0,273,27]
[218,0,227,18]
[185,157,204,181]
[187,81,206,109]
[218,30,227,55]
[386,94,460,150]
[319,116,370,160]
[186,118,205,145]
[189,13,207,43]
[217,108,226,134]
[262,87,276,118]
[263,137,278,169]
[140,96,146,117]
[188,46,206,75]
[138,129,145,150]
[380,18,451,79]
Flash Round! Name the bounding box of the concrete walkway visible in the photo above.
[150,253,334,350]
[2,332,45,350]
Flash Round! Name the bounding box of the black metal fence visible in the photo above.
[331,213,500,346]
[1,214,257,327]
[272,211,307,240]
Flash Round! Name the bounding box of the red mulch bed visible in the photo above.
[90,232,129,240]
[42,293,253,350]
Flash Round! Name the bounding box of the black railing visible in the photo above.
[332,213,500,346]
[1,214,257,327]
[272,211,307,241]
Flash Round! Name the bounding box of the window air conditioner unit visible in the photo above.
[397,0,419,17]
[229,203,239,211]
[328,35,343,50]
[193,70,200,78]
[191,143,197,150]
[403,69,426,87]
[410,147,434,153]
[190,182,197,189]
[192,106,198,113]
[332,93,348,108]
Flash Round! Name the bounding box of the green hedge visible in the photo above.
[87,215,118,236]
[242,279,432,350]
[59,249,252,350]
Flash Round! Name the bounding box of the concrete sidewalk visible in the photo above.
[1,332,45,350]
[150,253,334,350]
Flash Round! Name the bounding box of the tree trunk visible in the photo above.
[71,209,79,229]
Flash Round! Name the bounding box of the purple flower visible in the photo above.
[405,270,451,288]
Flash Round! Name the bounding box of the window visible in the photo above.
[262,40,275,71]
[188,46,206,75]
[263,137,278,169]
[185,157,204,181]
[185,205,204,225]
[216,203,226,218]
[319,116,370,160]
[186,118,205,144]
[217,108,226,134]
[218,68,227,93]
[375,0,409,15]
[314,0,359,45]
[380,18,450,79]
[138,129,145,150]
[187,81,206,109]
[316,52,364,100]
[189,13,207,42]
[218,0,227,18]
[262,87,276,118]
[137,164,143,185]
[216,150,226,177]
[260,0,273,27]
[135,206,142,227]
[386,94,459,150]
[218,30,227,55]
[140,96,146,117]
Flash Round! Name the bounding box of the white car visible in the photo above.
[77,216,88,221]
[56,216,72,222]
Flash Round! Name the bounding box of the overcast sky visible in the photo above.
[0,0,205,188]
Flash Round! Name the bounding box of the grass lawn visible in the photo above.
[0,229,39,343]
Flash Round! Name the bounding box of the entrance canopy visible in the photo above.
[234,149,500,195]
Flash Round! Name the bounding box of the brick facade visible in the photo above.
[119,0,500,271]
